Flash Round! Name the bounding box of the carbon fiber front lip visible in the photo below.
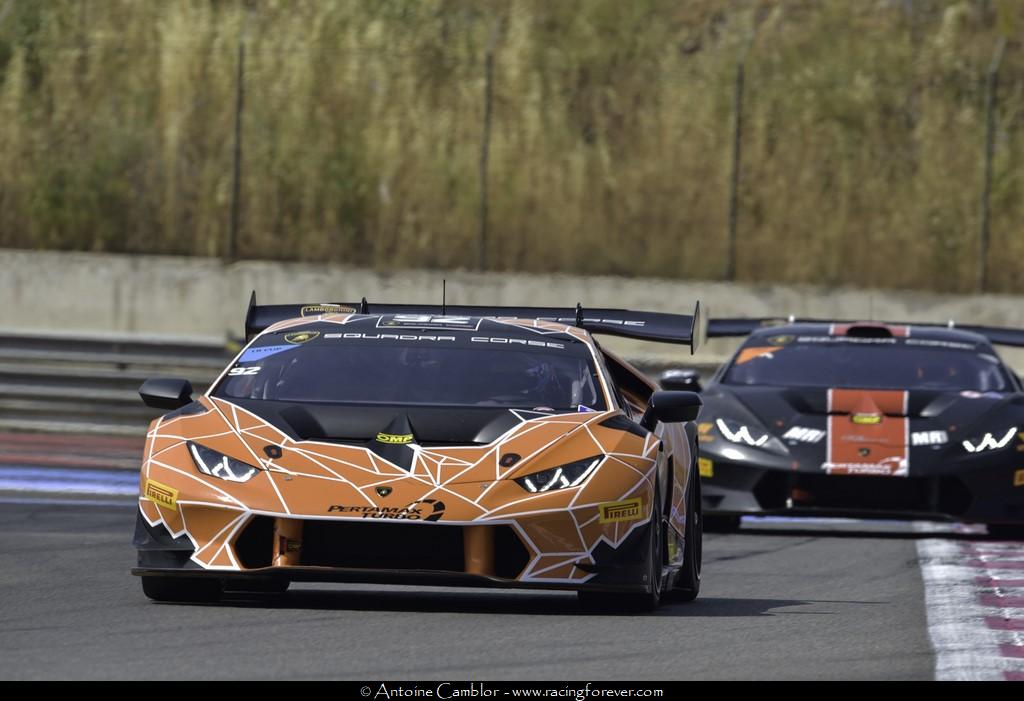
[130,566,651,593]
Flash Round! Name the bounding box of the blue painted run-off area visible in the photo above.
[0,466,139,496]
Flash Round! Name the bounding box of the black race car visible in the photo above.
[663,319,1024,537]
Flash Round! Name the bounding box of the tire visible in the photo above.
[987,523,1024,540]
[141,576,222,603]
[223,579,290,594]
[578,484,664,613]
[673,473,702,602]
[703,514,742,533]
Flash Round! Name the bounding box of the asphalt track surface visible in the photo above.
[0,498,939,680]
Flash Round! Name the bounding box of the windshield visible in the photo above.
[213,328,607,410]
[723,336,1011,392]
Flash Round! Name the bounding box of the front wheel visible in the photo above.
[578,485,664,613]
[673,473,702,601]
[141,576,222,603]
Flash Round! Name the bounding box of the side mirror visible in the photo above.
[139,378,194,410]
[640,390,703,430]
[660,368,702,393]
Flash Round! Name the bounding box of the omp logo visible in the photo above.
[144,479,178,509]
[598,497,643,524]
[376,433,413,444]
[851,413,882,425]
[284,330,320,344]
[300,304,354,316]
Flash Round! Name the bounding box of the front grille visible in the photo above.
[494,525,531,579]
[232,517,531,579]
[235,515,274,569]
[752,471,973,516]
[301,520,466,571]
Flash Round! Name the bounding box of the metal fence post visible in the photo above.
[726,39,752,281]
[478,20,500,271]
[979,36,1006,292]
[228,40,246,263]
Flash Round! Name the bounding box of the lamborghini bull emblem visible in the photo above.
[284,330,320,344]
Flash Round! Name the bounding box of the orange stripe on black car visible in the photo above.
[825,388,909,477]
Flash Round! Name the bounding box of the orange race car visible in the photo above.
[132,297,705,610]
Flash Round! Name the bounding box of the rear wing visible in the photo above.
[707,317,1024,348]
[244,292,706,353]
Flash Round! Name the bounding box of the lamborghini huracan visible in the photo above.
[669,318,1024,537]
[132,298,706,609]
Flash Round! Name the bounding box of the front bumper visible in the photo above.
[132,508,657,593]
[701,456,1024,524]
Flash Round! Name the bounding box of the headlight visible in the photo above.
[188,442,261,482]
[961,427,1017,453]
[716,418,769,447]
[514,457,602,493]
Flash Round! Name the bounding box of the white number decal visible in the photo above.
[228,366,261,376]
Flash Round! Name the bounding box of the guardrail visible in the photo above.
[0,331,234,436]
[0,331,717,437]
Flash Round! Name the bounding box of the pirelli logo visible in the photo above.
[598,498,643,524]
[376,432,413,445]
[144,479,178,510]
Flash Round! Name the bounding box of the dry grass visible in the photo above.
[0,0,1022,293]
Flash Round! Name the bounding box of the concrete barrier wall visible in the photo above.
[4,249,1024,368]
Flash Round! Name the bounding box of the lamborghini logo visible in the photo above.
[284,330,320,344]
[144,479,178,510]
[376,432,413,444]
[598,498,643,524]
